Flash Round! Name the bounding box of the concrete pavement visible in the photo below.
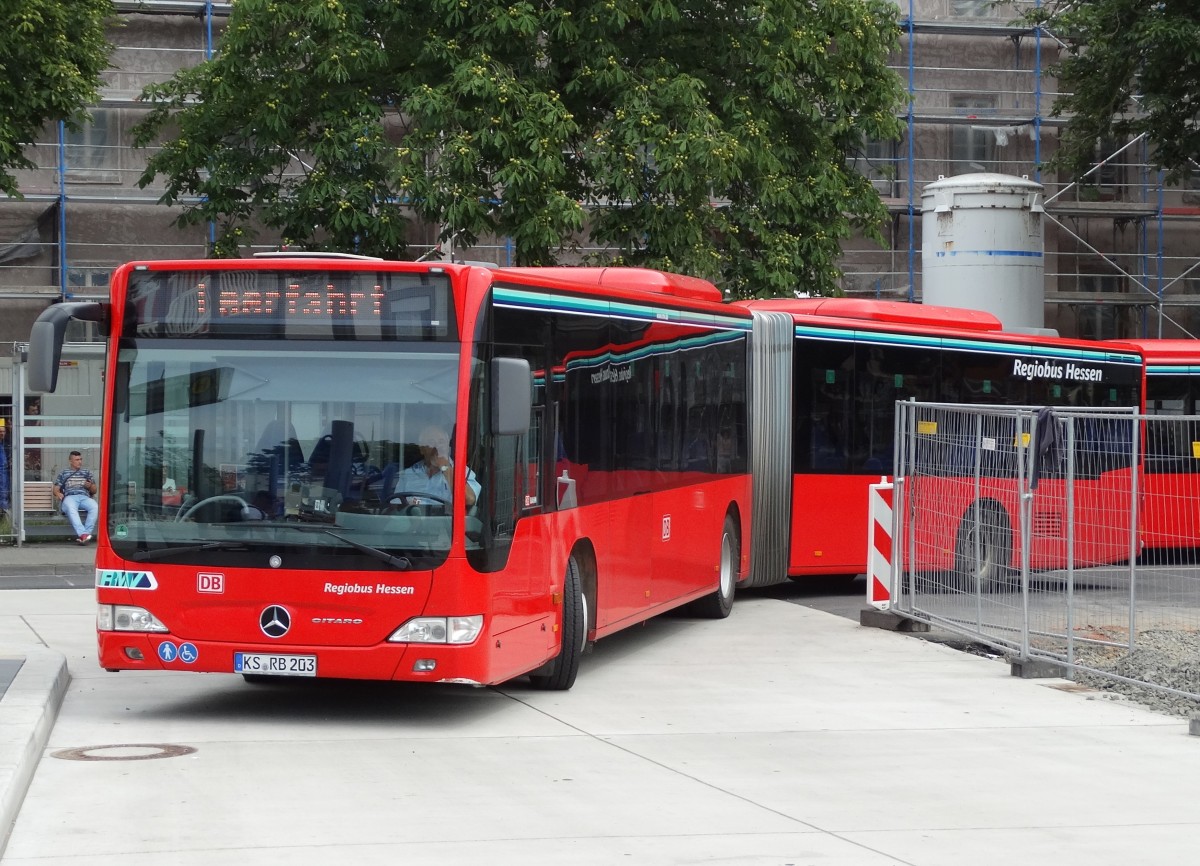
[0,542,91,855]
[2,547,1198,862]
[0,541,94,578]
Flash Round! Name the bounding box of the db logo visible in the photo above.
[661,515,671,541]
[198,572,225,594]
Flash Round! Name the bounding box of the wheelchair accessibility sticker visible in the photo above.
[157,642,198,664]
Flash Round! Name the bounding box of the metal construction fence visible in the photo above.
[890,401,1200,714]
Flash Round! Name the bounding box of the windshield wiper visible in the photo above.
[129,524,411,570]
[130,541,250,562]
[255,522,412,570]
[317,529,411,570]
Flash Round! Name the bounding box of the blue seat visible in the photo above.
[374,462,399,507]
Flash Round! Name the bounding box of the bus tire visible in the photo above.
[686,514,738,619]
[528,556,586,691]
[953,505,1012,592]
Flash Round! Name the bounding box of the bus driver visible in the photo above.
[393,425,479,509]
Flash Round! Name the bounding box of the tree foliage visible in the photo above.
[135,0,904,296]
[0,0,114,198]
[1029,1,1200,186]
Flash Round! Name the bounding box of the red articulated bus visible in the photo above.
[1112,339,1200,554]
[739,297,1144,586]
[28,255,752,689]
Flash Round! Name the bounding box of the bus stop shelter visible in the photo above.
[5,342,103,546]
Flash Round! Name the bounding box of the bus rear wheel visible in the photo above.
[953,506,1012,592]
[528,556,586,691]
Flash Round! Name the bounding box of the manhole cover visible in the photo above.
[50,743,197,762]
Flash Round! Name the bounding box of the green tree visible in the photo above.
[135,0,904,296]
[1028,1,1200,186]
[0,0,114,198]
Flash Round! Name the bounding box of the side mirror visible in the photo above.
[28,302,106,393]
[491,357,532,436]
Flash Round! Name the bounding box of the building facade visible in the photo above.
[2,0,1197,420]
[846,0,1200,341]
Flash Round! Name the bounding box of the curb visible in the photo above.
[0,648,70,859]
[3,566,92,577]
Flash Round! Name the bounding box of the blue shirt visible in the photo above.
[394,460,479,505]
[54,467,97,499]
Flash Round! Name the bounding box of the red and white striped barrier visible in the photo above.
[866,481,893,610]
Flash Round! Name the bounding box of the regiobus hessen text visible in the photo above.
[1012,359,1103,382]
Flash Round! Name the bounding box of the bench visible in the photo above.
[23,481,58,514]
[20,481,78,540]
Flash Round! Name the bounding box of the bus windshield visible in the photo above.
[109,341,466,569]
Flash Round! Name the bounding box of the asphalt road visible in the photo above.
[0,574,92,591]
[752,573,869,621]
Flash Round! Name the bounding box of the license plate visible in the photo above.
[234,652,317,677]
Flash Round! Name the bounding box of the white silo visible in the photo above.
[920,173,1046,331]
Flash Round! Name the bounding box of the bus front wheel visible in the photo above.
[686,514,738,618]
[528,556,587,691]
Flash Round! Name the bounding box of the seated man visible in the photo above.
[54,450,99,543]
[393,425,479,509]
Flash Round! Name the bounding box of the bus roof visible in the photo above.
[1110,338,1200,364]
[739,297,1004,333]
[495,267,724,303]
[123,259,723,302]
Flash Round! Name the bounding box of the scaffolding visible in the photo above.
[1,0,1197,348]
[841,0,1200,340]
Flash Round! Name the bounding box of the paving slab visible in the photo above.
[1,590,1196,865]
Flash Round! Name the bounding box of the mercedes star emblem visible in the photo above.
[259,605,291,638]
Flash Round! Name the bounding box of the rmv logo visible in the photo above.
[96,570,158,590]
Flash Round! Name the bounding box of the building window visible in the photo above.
[847,138,898,197]
[63,109,120,183]
[67,266,112,297]
[952,0,995,16]
[1071,137,1129,202]
[1175,165,1200,206]
[1071,274,1125,340]
[950,96,998,173]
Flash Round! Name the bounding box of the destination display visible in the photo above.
[124,268,454,340]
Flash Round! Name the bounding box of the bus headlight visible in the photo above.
[98,604,169,633]
[388,616,483,645]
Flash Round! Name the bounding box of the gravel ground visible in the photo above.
[924,626,1200,720]
[1069,628,1200,719]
